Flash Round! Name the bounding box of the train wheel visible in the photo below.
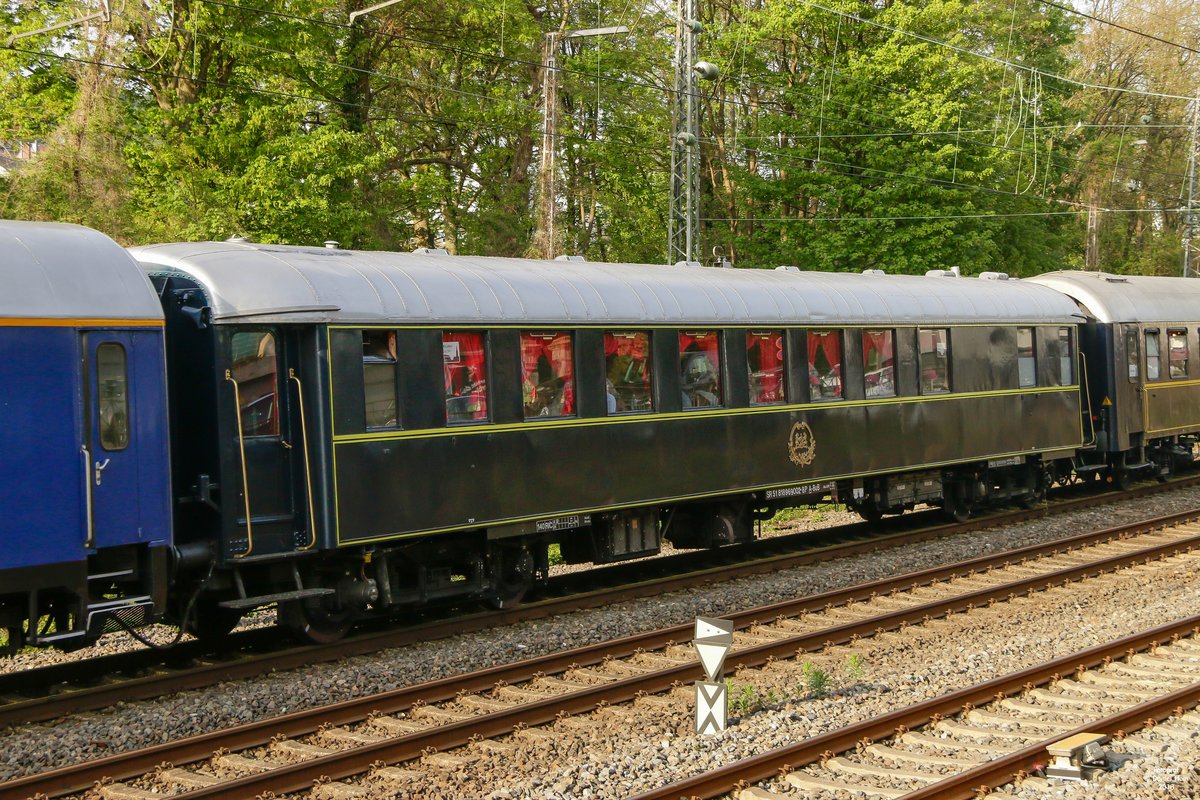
[0,625,24,655]
[279,598,356,644]
[944,485,970,523]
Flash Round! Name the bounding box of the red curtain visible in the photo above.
[748,331,783,402]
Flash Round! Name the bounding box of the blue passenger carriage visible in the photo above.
[132,241,1086,641]
[0,222,171,651]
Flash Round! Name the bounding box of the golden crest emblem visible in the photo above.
[787,421,816,467]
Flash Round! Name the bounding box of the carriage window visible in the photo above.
[1056,327,1074,385]
[1125,327,1139,382]
[443,331,489,423]
[862,329,895,398]
[918,328,949,394]
[1017,328,1036,388]
[1168,329,1188,379]
[363,330,398,428]
[96,343,129,451]
[747,330,786,405]
[604,331,653,414]
[808,330,843,400]
[1146,331,1161,381]
[521,331,575,419]
[680,331,722,408]
[231,331,279,436]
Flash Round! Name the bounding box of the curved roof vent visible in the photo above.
[412,247,449,255]
[978,271,1009,281]
[226,235,249,243]
[554,255,586,262]
[674,260,704,268]
[323,240,340,249]
[925,266,962,278]
[862,268,885,276]
[775,265,801,272]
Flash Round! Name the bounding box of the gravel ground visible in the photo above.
[2,488,1199,784]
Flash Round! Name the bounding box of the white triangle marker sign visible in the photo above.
[695,641,729,681]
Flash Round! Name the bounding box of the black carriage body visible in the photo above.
[133,241,1085,613]
[328,323,1082,544]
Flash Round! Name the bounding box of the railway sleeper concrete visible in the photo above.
[472,739,517,755]
[366,715,427,734]
[1107,662,1198,680]
[1132,651,1200,668]
[457,694,516,712]
[826,754,941,783]
[1075,672,1177,692]
[411,704,476,722]
[422,752,477,769]
[1033,683,1155,703]
[935,719,1044,743]
[900,729,1020,755]
[865,742,983,767]
[96,783,159,800]
[365,766,421,787]
[1002,695,1126,714]
[156,767,221,789]
[269,738,336,761]
[737,788,791,800]
[785,770,907,798]
[315,727,387,747]
[311,780,370,800]
[965,708,1078,732]
[212,752,281,775]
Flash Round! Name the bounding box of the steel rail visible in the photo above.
[627,615,1200,800]
[6,514,1200,800]
[1,476,1191,729]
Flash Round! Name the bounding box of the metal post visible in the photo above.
[534,26,628,261]
[535,32,560,260]
[1184,98,1199,278]
[669,0,700,265]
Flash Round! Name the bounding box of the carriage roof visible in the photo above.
[131,241,1082,327]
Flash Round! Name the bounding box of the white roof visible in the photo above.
[1026,271,1200,324]
[130,240,1083,326]
[0,221,162,321]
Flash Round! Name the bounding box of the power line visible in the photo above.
[701,207,1165,223]
[1034,0,1200,55]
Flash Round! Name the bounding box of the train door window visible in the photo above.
[363,330,398,428]
[96,343,130,450]
[443,331,489,423]
[1168,329,1188,379]
[808,330,843,401]
[604,331,653,414]
[747,330,786,405]
[521,331,575,419]
[1017,327,1036,388]
[1054,327,1074,386]
[1125,327,1140,382]
[1145,331,1161,381]
[680,331,722,408]
[862,329,895,398]
[231,330,279,436]
[917,328,949,395]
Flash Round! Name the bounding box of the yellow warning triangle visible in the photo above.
[1102,396,1113,407]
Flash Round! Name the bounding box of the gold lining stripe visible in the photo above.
[0,317,163,328]
[1145,378,1200,390]
[332,385,1079,444]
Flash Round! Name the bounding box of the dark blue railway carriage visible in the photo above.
[132,240,1086,641]
[1029,271,1200,485]
[0,222,170,651]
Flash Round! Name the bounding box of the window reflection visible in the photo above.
[604,331,653,414]
[863,330,896,398]
[364,330,398,428]
[747,330,785,405]
[443,331,489,423]
[231,331,279,436]
[680,331,722,408]
[918,328,949,394]
[96,343,129,450]
[808,331,842,400]
[521,332,575,418]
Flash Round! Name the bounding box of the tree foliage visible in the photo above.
[0,0,1194,274]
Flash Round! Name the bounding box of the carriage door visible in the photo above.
[1115,324,1144,449]
[227,328,305,557]
[82,332,143,550]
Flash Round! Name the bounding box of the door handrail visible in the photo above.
[82,445,95,548]
[225,369,255,558]
[288,368,317,551]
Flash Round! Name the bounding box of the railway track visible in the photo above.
[5,505,1200,799]
[637,623,1200,800]
[0,476,1193,731]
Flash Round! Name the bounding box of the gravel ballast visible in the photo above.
[2,488,1200,786]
